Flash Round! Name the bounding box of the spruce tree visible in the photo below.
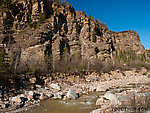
[0,48,10,74]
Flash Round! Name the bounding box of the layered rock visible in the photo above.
[0,0,146,71]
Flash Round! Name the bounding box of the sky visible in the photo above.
[65,0,150,49]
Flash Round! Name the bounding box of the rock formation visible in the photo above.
[0,0,146,72]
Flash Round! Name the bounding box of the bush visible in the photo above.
[89,14,92,20]
[0,48,10,74]
[55,0,60,5]
[0,0,12,11]
[92,31,96,43]
[39,12,46,23]
[55,9,58,16]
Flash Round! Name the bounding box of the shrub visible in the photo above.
[45,51,52,73]
[0,0,12,10]
[39,12,46,23]
[140,52,146,61]
[119,51,127,62]
[100,36,103,41]
[28,15,32,28]
[0,48,10,74]
[92,31,96,43]
[89,14,92,20]
[55,9,58,16]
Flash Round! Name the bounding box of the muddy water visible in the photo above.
[23,84,140,113]
[24,92,103,113]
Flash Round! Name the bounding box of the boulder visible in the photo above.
[90,109,102,113]
[96,97,104,106]
[29,77,36,84]
[103,91,120,105]
[28,91,36,99]
[36,85,42,88]
[39,93,47,100]
[1,103,10,109]
[89,86,97,91]
[47,93,53,99]
[66,89,78,99]
[11,96,22,103]
[49,83,61,90]
[96,85,109,92]
[0,98,4,103]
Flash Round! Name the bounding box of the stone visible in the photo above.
[28,91,36,99]
[1,103,10,109]
[47,93,53,99]
[11,96,22,103]
[53,93,59,100]
[96,97,104,106]
[29,77,36,84]
[39,93,47,100]
[112,88,125,93]
[103,91,120,105]
[66,89,78,99]
[57,92,63,99]
[36,85,42,88]
[49,83,61,90]
[29,91,35,96]
[90,109,102,113]
[117,95,131,105]
[96,85,109,92]
[0,98,4,103]
[141,67,147,73]
[20,94,26,98]
[45,87,49,90]
[89,86,97,91]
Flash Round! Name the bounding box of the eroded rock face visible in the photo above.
[0,0,146,71]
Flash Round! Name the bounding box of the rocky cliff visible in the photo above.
[0,0,146,72]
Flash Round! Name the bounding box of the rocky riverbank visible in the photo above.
[0,68,150,113]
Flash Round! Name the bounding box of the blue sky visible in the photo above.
[65,0,150,49]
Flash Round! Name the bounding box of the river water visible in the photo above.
[24,92,103,113]
[22,83,145,113]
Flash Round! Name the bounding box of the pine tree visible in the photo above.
[92,31,96,43]
[39,12,46,23]
[62,43,69,63]
[0,48,10,73]
[89,14,92,20]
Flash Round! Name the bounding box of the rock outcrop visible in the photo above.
[0,0,146,71]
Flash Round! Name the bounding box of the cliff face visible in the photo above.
[0,0,146,71]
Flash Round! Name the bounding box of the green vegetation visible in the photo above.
[0,49,10,74]
[95,19,99,23]
[100,36,103,41]
[119,51,127,62]
[89,14,92,20]
[115,49,139,63]
[62,43,68,60]
[28,16,40,29]
[28,15,32,28]
[45,51,51,73]
[0,0,12,11]
[140,52,146,61]
[54,0,60,4]
[26,65,40,75]
[39,12,46,23]
[92,30,96,43]
[32,21,40,29]
[55,9,58,16]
